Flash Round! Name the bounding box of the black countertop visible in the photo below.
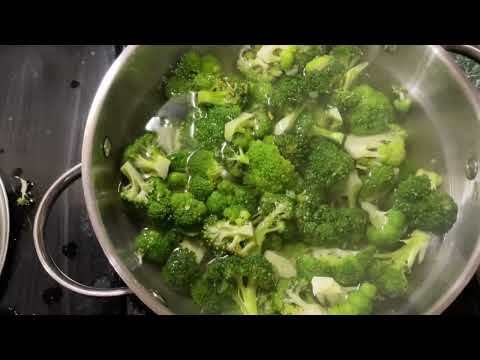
[0,45,477,315]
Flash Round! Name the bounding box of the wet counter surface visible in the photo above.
[0,45,478,315]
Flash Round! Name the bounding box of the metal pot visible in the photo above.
[33,45,480,315]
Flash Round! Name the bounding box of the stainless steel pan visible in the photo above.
[33,45,480,315]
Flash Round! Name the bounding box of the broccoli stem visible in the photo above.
[235,279,258,315]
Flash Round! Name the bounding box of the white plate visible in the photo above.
[0,176,9,277]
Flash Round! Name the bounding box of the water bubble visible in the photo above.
[465,157,478,180]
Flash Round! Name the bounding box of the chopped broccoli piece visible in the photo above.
[304,138,354,190]
[206,179,259,215]
[344,124,408,167]
[188,175,215,201]
[393,175,458,234]
[273,278,326,315]
[170,192,207,227]
[392,86,412,113]
[264,250,297,279]
[243,139,295,194]
[192,255,276,315]
[331,170,363,208]
[359,164,398,204]
[361,202,407,249]
[188,149,223,182]
[203,215,256,257]
[167,172,188,190]
[330,45,364,68]
[163,247,201,291]
[224,109,272,142]
[123,133,171,179]
[327,282,377,315]
[296,246,375,286]
[368,230,431,298]
[134,228,179,265]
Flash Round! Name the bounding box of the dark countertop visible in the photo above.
[0,45,478,315]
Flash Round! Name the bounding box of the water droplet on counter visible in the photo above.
[42,286,63,305]
[465,157,478,180]
[90,51,96,56]
[7,116,13,122]
[70,80,80,89]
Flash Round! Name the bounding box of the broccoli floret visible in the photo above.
[123,133,171,179]
[224,109,272,142]
[368,230,431,298]
[298,205,368,248]
[243,139,295,194]
[255,194,295,251]
[170,192,207,227]
[393,175,458,234]
[134,228,179,265]
[270,75,308,110]
[203,216,256,257]
[188,149,223,182]
[343,62,369,90]
[248,80,273,106]
[327,282,377,315]
[120,162,171,222]
[330,45,364,68]
[273,107,305,136]
[164,51,223,98]
[330,170,363,208]
[344,124,408,167]
[197,75,248,107]
[311,276,354,307]
[192,255,276,315]
[304,55,346,96]
[361,202,407,249]
[294,45,330,69]
[167,172,188,190]
[183,105,242,150]
[273,133,311,170]
[15,176,34,207]
[168,150,189,172]
[223,205,251,225]
[188,175,215,201]
[343,85,395,136]
[416,169,443,190]
[304,138,354,190]
[296,246,375,286]
[237,45,298,81]
[272,278,326,315]
[392,86,412,113]
[294,108,345,145]
[206,180,259,215]
[359,164,398,204]
[163,247,201,291]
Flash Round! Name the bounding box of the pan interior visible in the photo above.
[84,45,480,315]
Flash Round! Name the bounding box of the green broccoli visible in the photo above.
[182,105,242,150]
[223,205,251,225]
[416,169,443,190]
[203,215,256,257]
[192,255,276,315]
[170,192,207,227]
[273,133,311,170]
[123,133,171,180]
[243,139,295,194]
[327,282,377,315]
[343,62,369,90]
[206,179,259,215]
[272,278,326,315]
[168,150,189,172]
[392,86,412,113]
[120,162,172,223]
[393,174,458,234]
[342,85,395,136]
[167,172,188,190]
[304,55,346,96]
[344,124,408,167]
[196,74,248,107]
[296,246,375,286]
[330,170,363,208]
[188,175,215,201]
[304,138,354,190]
[255,193,295,251]
[361,202,407,249]
[368,230,431,298]
[224,109,272,142]
[163,247,201,291]
[297,205,368,248]
[359,164,398,204]
[187,149,223,182]
[248,80,273,106]
[294,108,345,145]
[237,45,298,81]
[330,45,364,69]
[270,75,308,110]
[134,228,179,265]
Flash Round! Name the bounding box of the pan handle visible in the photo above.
[443,45,480,63]
[33,164,131,297]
